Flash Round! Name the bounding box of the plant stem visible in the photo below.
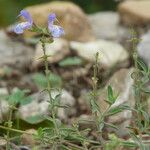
[41,40,52,103]
[91,52,105,145]
[0,125,31,135]
[41,39,61,146]
[6,107,13,150]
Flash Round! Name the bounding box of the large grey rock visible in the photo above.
[24,1,95,42]
[98,68,135,137]
[0,30,34,69]
[70,40,129,69]
[137,30,150,67]
[32,38,70,67]
[19,89,76,122]
[88,12,131,45]
[88,12,119,40]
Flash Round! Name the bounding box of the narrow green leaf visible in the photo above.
[59,57,83,67]
[137,58,148,73]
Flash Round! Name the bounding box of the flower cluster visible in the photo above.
[14,10,64,38]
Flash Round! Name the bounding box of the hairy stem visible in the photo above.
[40,39,61,146]
[0,125,31,135]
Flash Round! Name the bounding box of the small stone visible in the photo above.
[24,1,95,42]
[32,38,70,68]
[0,137,7,146]
[19,89,76,122]
[19,146,31,150]
[70,40,129,69]
[137,30,150,67]
[21,129,37,146]
[118,0,150,26]
[0,88,9,123]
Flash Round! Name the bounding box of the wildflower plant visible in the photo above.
[127,29,150,150]
[0,10,150,150]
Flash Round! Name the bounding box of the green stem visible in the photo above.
[41,39,62,146]
[0,125,32,135]
[6,107,13,150]
[91,52,105,145]
[41,41,52,103]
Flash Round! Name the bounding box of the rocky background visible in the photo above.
[0,0,150,149]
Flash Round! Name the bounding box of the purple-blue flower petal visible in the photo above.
[14,24,24,34]
[48,25,64,38]
[14,10,33,34]
[19,10,33,24]
[48,13,56,25]
[14,22,32,34]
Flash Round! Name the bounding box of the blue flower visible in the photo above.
[14,10,33,34]
[48,13,65,38]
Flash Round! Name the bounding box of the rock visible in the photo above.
[70,40,129,69]
[19,74,38,93]
[137,30,150,67]
[118,0,150,26]
[19,89,76,122]
[78,89,91,114]
[0,30,34,69]
[98,68,135,137]
[57,90,76,120]
[60,64,91,80]
[88,12,119,40]
[19,146,31,150]
[0,88,9,123]
[32,38,70,67]
[0,66,21,78]
[88,12,131,46]
[21,129,37,146]
[24,1,95,42]
[0,137,7,146]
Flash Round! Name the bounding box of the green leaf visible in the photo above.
[141,87,150,94]
[129,132,145,150]
[104,122,118,130]
[121,141,137,148]
[137,58,148,73]
[106,105,126,116]
[90,99,100,114]
[20,96,32,106]
[8,89,32,105]
[106,85,118,105]
[32,73,62,88]
[59,57,83,67]
[23,114,45,124]
[49,73,62,88]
